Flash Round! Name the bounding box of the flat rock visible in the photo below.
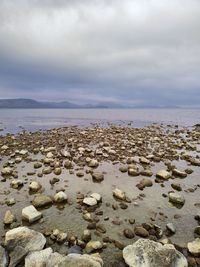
[5,227,46,267]
[123,239,187,267]
[156,170,171,180]
[32,194,53,208]
[25,247,53,267]
[83,197,97,206]
[22,205,42,223]
[172,169,187,178]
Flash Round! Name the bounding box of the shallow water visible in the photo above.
[0,108,200,134]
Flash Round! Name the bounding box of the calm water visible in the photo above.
[0,108,199,134]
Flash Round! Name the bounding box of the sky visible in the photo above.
[0,0,200,106]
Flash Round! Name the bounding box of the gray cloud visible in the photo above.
[0,0,200,106]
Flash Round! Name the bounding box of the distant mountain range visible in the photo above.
[0,98,112,109]
[0,98,182,109]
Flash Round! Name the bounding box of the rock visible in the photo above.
[134,226,149,237]
[128,168,139,176]
[119,166,128,173]
[188,238,200,256]
[5,227,46,267]
[156,170,171,180]
[166,223,176,234]
[171,183,182,191]
[42,167,52,175]
[25,247,53,267]
[32,195,53,208]
[4,210,16,225]
[54,192,68,203]
[50,177,60,185]
[6,198,16,206]
[10,179,23,189]
[64,159,73,169]
[82,230,91,242]
[113,188,126,201]
[54,167,62,175]
[90,193,102,202]
[85,241,103,253]
[56,254,103,267]
[169,192,185,205]
[139,157,150,164]
[88,159,99,168]
[1,167,12,176]
[83,197,97,206]
[123,239,187,267]
[136,178,153,190]
[33,162,42,169]
[0,245,8,267]
[29,181,42,192]
[22,205,42,223]
[92,172,104,182]
[123,229,135,239]
[172,169,187,178]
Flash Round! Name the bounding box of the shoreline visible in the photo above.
[0,124,200,266]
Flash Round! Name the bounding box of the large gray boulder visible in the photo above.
[5,227,46,267]
[123,239,187,267]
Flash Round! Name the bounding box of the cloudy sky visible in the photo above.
[0,0,200,106]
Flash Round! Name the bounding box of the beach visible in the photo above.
[0,122,200,266]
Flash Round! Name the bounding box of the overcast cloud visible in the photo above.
[0,0,200,106]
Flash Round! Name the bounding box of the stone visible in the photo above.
[56,254,103,267]
[25,247,53,267]
[90,193,102,202]
[166,223,176,234]
[92,172,104,182]
[123,239,187,267]
[169,192,185,205]
[123,229,135,239]
[33,162,42,169]
[188,238,200,256]
[82,230,91,242]
[42,167,52,175]
[128,168,139,176]
[156,170,171,180]
[1,167,12,176]
[4,210,16,225]
[113,188,126,201]
[10,179,23,189]
[54,167,62,175]
[5,227,46,267]
[22,205,42,223]
[134,226,149,237]
[29,181,41,192]
[64,159,73,169]
[85,241,103,253]
[136,178,153,190]
[88,159,99,168]
[83,197,97,206]
[171,183,182,191]
[32,194,53,208]
[172,169,187,178]
[0,245,8,267]
[54,191,68,203]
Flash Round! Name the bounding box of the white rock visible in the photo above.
[53,191,68,203]
[0,245,8,267]
[123,239,187,267]
[156,170,171,180]
[4,210,16,225]
[113,188,126,200]
[22,205,42,223]
[90,193,102,202]
[29,181,41,192]
[25,248,53,267]
[83,197,97,206]
[169,192,185,205]
[86,241,103,253]
[187,238,200,256]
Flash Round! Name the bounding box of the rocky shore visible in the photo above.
[0,123,200,266]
